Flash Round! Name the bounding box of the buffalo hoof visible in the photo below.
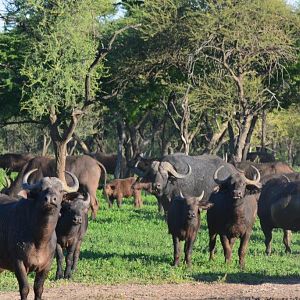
[64,272,72,280]
[55,272,64,280]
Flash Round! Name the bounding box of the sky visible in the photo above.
[0,0,299,30]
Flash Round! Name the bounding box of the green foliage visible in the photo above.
[1,191,300,290]
[19,0,114,119]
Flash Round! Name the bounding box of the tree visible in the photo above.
[12,0,115,180]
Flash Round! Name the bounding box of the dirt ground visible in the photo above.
[1,280,300,300]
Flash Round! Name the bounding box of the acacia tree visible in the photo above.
[189,0,300,161]
[14,0,115,180]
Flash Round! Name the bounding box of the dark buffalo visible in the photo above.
[167,192,213,267]
[207,166,261,268]
[0,153,34,173]
[144,153,237,213]
[89,152,126,176]
[235,161,294,179]
[0,169,79,300]
[6,155,106,219]
[104,177,143,208]
[55,193,90,280]
[246,151,275,163]
[258,174,300,255]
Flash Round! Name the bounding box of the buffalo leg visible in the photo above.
[283,230,292,254]
[55,243,64,280]
[64,244,77,279]
[108,197,114,208]
[90,196,99,220]
[229,237,236,250]
[261,223,273,255]
[172,235,181,267]
[72,239,82,272]
[238,233,251,269]
[209,231,217,261]
[184,237,195,267]
[220,235,232,264]
[15,260,30,300]
[117,195,123,208]
[33,266,51,300]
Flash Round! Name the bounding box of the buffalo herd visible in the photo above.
[0,151,299,299]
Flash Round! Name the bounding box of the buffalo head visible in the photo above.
[61,193,91,225]
[213,165,261,199]
[22,169,79,211]
[152,161,192,196]
[180,191,213,221]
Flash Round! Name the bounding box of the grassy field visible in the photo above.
[1,189,300,292]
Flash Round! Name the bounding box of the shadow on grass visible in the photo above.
[80,249,170,264]
[192,272,300,285]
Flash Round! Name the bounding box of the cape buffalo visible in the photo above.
[104,177,143,208]
[167,191,213,267]
[0,153,34,173]
[0,169,79,300]
[142,153,237,213]
[6,155,106,219]
[235,161,294,179]
[258,174,300,255]
[207,166,261,268]
[55,192,90,280]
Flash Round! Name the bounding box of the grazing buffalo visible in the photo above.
[207,166,261,268]
[167,191,213,267]
[6,155,106,219]
[258,174,300,255]
[235,161,294,179]
[104,177,143,208]
[55,193,90,280]
[0,169,79,300]
[0,153,33,174]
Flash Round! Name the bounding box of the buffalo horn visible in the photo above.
[83,192,91,208]
[160,162,191,179]
[281,175,291,183]
[196,190,205,202]
[179,190,184,198]
[244,165,261,187]
[3,174,11,188]
[22,168,41,190]
[63,171,79,193]
[213,165,230,185]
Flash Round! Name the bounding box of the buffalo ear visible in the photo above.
[63,192,81,202]
[18,190,28,199]
[198,201,214,211]
[246,184,261,193]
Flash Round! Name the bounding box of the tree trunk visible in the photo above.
[242,115,258,161]
[261,109,266,150]
[49,107,81,181]
[115,120,125,179]
[234,114,254,162]
[73,133,91,154]
[204,121,228,154]
[227,121,235,160]
[42,134,51,156]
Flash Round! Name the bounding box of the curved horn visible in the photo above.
[281,175,291,183]
[179,190,184,198]
[244,165,261,187]
[3,174,11,188]
[22,168,41,190]
[196,190,205,202]
[160,162,191,179]
[83,192,91,208]
[213,166,230,185]
[63,171,79,193]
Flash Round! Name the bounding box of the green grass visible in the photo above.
[1,191,300,292]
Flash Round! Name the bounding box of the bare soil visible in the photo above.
[1,280,300,300]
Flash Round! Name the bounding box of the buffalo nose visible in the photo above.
[45,195,57,206]
[73,216,82,224]
[188,212,196,219]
